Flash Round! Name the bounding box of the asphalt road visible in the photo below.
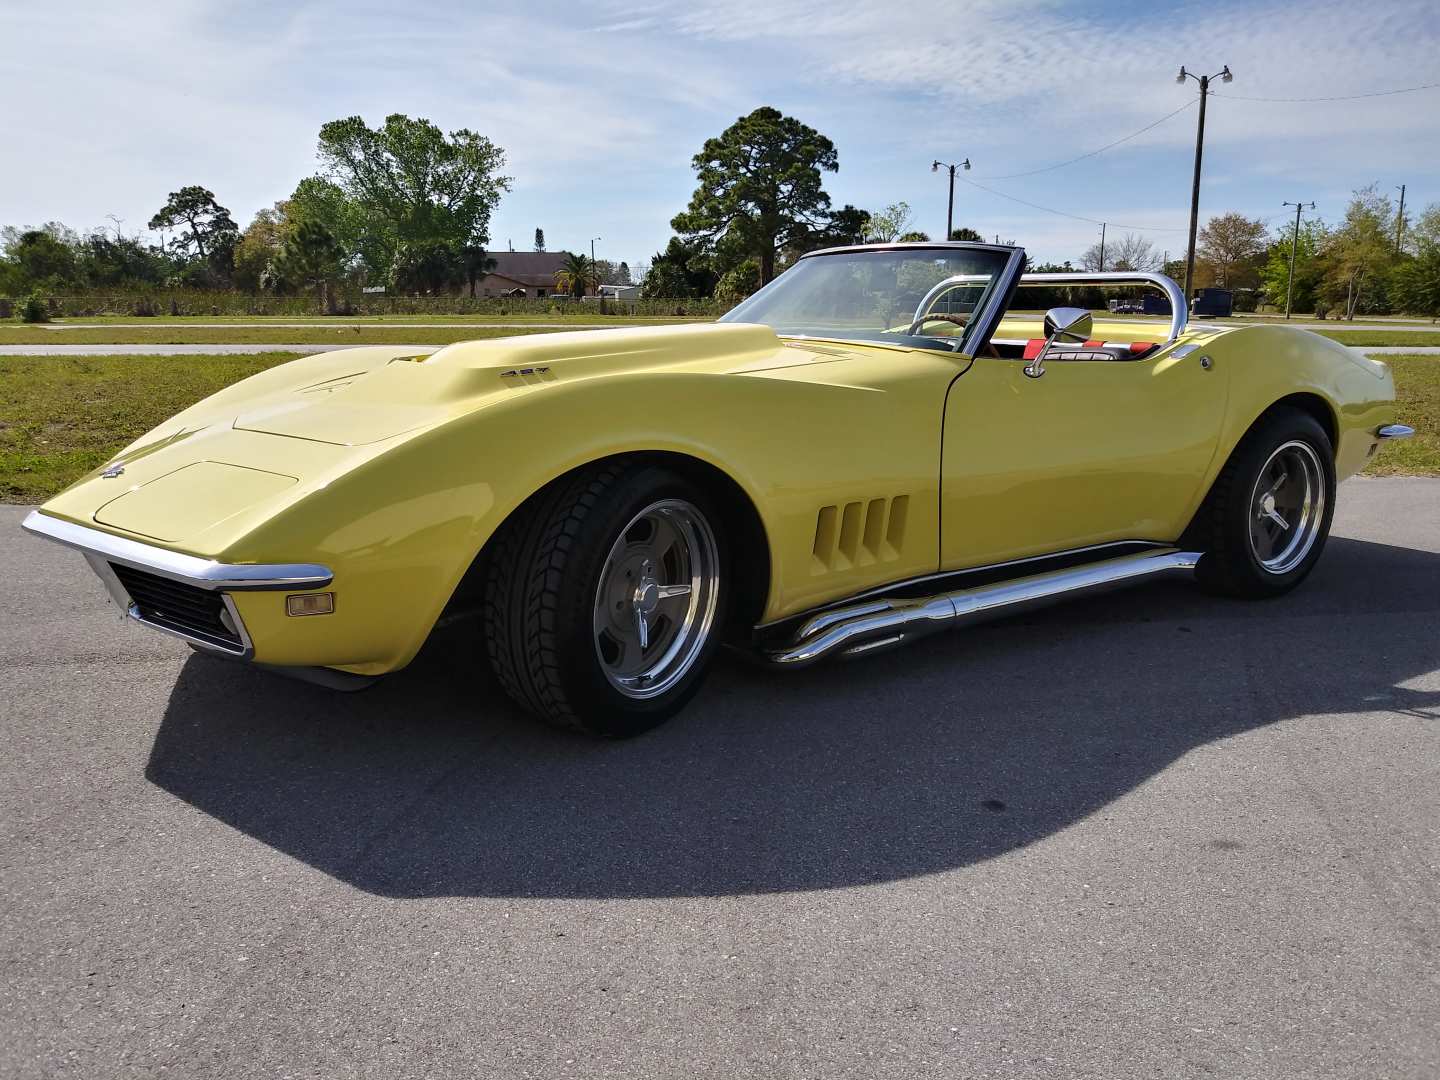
[3,479,1438,1079]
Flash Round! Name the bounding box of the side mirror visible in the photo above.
[1024,306,1093,379]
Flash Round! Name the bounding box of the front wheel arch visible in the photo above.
[443,451,772,641]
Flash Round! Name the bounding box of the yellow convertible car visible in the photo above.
[23,243,1412,736]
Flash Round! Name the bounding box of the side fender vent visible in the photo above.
[812,495,909,574]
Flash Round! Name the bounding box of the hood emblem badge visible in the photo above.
[101,463,125,478]
[499,366,550,378]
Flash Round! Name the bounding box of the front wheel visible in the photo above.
[1189,406,1336,598]
[482,461,728,737]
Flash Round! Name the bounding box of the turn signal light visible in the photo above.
[286,592,335,617]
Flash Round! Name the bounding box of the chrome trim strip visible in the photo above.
[1377,424,1415,440]
[765,549,1202,667]
[21,511,333,590]
[756,540,1169,632]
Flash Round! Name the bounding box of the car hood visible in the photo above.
[35,323,830,553]
[224,323,786,446]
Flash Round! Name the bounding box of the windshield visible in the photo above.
[719,246,1014,352]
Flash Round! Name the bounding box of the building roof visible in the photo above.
[486,251,571,287]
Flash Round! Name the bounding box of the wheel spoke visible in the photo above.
[1266,468,1289,499]
[656,584,691,600]
[1264,507,1290,531]
[635,607,649,651]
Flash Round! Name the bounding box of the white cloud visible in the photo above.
[1,0,1436,266]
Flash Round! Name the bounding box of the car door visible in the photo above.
[939,342,1229,571]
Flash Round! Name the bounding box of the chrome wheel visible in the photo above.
[593,499,721,700]
[1248,440,1326,574]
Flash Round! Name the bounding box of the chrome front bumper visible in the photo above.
[21,511,333,660]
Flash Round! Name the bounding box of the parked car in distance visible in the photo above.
[23,243,1410,736]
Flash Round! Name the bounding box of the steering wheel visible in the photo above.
[905,274,983,336]
[905,311,970,335]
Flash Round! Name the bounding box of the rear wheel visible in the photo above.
[482,461,728,737]
[1190,406,1335,598]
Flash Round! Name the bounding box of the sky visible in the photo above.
[2,0,1438,272]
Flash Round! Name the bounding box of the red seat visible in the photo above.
[1022,339,1157,360]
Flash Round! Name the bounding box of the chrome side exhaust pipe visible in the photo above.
[764,549,1202,667]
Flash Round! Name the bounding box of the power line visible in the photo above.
[978,100,1197,180]
[1213,81,1440,102]
[955,174,1189,233]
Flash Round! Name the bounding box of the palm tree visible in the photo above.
[554,252,596,298]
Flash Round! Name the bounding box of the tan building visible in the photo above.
[470,251,577,299]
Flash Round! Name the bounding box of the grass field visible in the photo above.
[0,326,593,347]
[4,352,1436,503]
[1364,356,1440,476]
[1312,330,1440,347]
[2,312,706,326]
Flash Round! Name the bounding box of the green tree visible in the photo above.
[949,226,984,242]
[714,259,761,302]
[533,228,545,252]
[866,202,914,243]
[271,220,345,312]
[671,106,838,284]
[232,205,290,292]
[1259,218,1326,314]
[314,114,511,289]
[287,178,367,263]
[615,261,632,285]
[1196,212,1268,289]
[1391,204,1440,320]
[147,186,238,283]
[391,241,462,295]
[460,244,496,297]
[555,252,597,298]
[1,227,80,292]
[896,231,931,243]
[76,232,168,289]
[823,205,870,246]
[641,238,718,299]
[1321,185,1396,319]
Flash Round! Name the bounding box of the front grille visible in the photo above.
[109,563,244,653]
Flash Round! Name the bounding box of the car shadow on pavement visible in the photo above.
[145,536,1440,899]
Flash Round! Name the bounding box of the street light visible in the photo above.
[1282,200,1316,320]
[931,158,971,240]
[1176,64,1232,303]
[590,236,602,296]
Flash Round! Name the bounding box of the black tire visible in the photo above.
[481,460,729,737]
[1188,406,1336,598]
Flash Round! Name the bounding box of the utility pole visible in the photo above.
[1282,200,1316,320]
[1177,64,1233,305]
[930,158,970,239]
[1395,184,1407,254]
[1098,222,1107,271]
[590,236,602,294]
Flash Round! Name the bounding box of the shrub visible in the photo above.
[18,293,50,323]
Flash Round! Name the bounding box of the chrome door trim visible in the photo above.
[21,511,333,590]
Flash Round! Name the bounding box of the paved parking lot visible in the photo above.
[3,479,1437,1079]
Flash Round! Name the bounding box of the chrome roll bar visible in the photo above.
[1020,271,1188,343]
[914,270,1189,345]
